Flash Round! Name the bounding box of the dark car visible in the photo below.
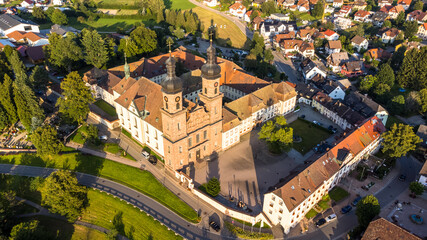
[315,218,326,227]
[398,174,406,181]
[210,221,220,232]
[341,205,353,214]
[300,115,306,119]
[351,196,362,206]
[148,155,157,165]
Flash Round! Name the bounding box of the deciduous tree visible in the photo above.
[404,21,418,39]
[312,0,325,18]
[359,75,377,92]
[376,63,395,87]
[31,125,63,156]
[409,181,424,195]
[81,29,109,69]
[50,9,68,25]
[356,195,380,228]
[45,32,83,72]
[9,220,51,240]
[0,190,18,234]
[420,88,427,113]
[130,25,157,55]
[32,6,46,20]
[40,170,87,222]
[258,116,293,153]
[382,123,421,158]
[118,37,139,58]
[413,0,424,10]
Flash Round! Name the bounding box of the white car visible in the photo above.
[99,135,107,141]
[326,213,337,222]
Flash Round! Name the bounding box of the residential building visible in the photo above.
[337,78,352,91]
[7,30,48,46]
[229,2,246,19]
[244,10,261,22]
[325,40,342,55]
[273,32,296,47]
[260,19,296,38]
[252,0,265,7]
[416,124,427,147]
[354,10,372,22]
[327,52,349,72]
[297,27,318,41]
[353,0,367,10]
[0,39,15,49]
[20,0,33,7]
[333,0,343,8]
[300,58,327,80]
[263,117,385,234]
[253,16,264,30]
[295,83,319,104]
[379,28,400,44]
[334,16,352,30]
[297,0,310,12]
[417,23,427,40]
[341,60,364,77]
[323,29,340,40]
[371,11,389,26]
[397,0,412,10]
[344,91,388,126]
[388,5,405,19]
[406,10,427,23]
[311,78,346,100]
[378,0,393,7]
[366,48,392,61]
[270,13,291,21]
[52,0,63,5]
[203,0,219,7]
[280,40,314,57]
[337,5,352,17]
[0,14,39,36]
[362,218,422,240]
[50,24,78,36]
[418,159,427,187]
[351,35,368,52]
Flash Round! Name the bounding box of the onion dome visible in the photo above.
[201,40,221,80]
[161,52,183,94]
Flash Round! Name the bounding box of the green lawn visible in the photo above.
[329,186,350,202]
[232,218,271,229]
[171,0,195,9]
[94,99,117,117]
[225,222,273,240]
[305,209,318,219]
[288,119,332,155]
[316,194,330,211]
[68,17,146,32]
[71,125,90,145]
[0,153,199,223]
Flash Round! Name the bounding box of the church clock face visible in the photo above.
[164,96,168,102]
[214,82,218,87]
[175,96,181,102]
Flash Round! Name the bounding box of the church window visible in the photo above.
[156,142,159,149]
[176,103,180,110]
[203,130,207,139]
[179,146,182,153]
[189,153,192,159]
[178,123,181,130]
[168,146,170,153]
[188,138,192,147]
[215,107,217,114]
[205,88,207,94]
[165,103,168,109]
[215,88,218,94]
[196,134,200,143]
[155,131,158,140]
[180,160,183,165]
[168,159,171,165]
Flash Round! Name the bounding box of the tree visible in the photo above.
[388,95,405,115]
[413,0,424,10]
[81,29,109,69]
[0,191,18,234]
[420,88,427,113]
[395,11,405,27]
[250,10,259,22]
[356,195,380,228]
[382,123,421,158]
[45,32,82,72]
[28,66,49,92]
[40,170,87,222]
[9,220,50,240]
[261,1,277,15]
[118,37,139,58]
[0,74,17,124]
[405,91,421,112]
[32,7,46,20]
[391,45,406,69]
[359,75,377,92]
[397,47,427,90]
[383,20,391,28]
[50,9,68,25]
[376,63,395,87]
[373,83,390,99]
[404,21,418,39]
[57,72,94,124]
[13,79,44,131]
[130,26,157,55]
[31,125,63,156]
[409,181,424,195]
[312,0,325,18]
[258,116,293,153]
[206,177,221,197]
[0,106,8,130]
[9,50,27,83]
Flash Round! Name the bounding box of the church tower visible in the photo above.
[161,50,188,169]
[199,38,223,153]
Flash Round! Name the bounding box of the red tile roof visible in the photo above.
[362,218,421,240]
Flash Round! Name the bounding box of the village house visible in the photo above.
[280,39,315,57]
[327,52,349,72]
[52,0,64,5]
[263,117,385,234]
[406,10,427,23]
[270,13,291,21]
[244,10,261,22]
[388,5,405,19]
[378,28,400,44]
[341,60,364,77]
[0,14,39,36]
[260,19,296,38]
[366,48,392,61]
[362,218,422,240]
[252,0,265,7]
[295,83,319,105]
[311,77,347,100]
[337,5,352,17]
[417,23,427,40]
[354,10,372,22]
[344,91,388,125]
[229,2,247,19]
[371,11,389,26]
[252,16,264,31]
[353,0,368,10]
[334,16,352,30]
[203,0,219,7]
[297,0,310,12]
[325,40,342,55]
[396,0,412,10]
[333,0,343,8]
[323,29,340,40]
[378,0,393,7]
[273,32,296,47]
[418,160,427,187]
[20,0,33,8]
[351,36,368,52]
[297,27,319,41]
[300,58,327,80]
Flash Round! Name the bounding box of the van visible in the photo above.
[141,151,150,159]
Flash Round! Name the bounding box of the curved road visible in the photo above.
[0,164,228,240]
[287,156,422,240]
[188,0,254,40]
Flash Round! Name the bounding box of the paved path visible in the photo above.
[15,197,129,240]
[0,164,230,240]
[272,51,301,84]
[188,0,253,40]
[286,155,422,240]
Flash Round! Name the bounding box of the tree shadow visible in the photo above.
[74,153,104,176]
[112,211,125,236]
[20,154,45,167]
[164,0,172,9]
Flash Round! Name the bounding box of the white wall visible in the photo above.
[1,24,39,36]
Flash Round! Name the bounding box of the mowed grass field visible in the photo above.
[68,17,144,32]
[171,0,195,9]
[192,7,250,49]
[93,0,194,9]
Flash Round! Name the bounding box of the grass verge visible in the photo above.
[329,186,350,202]
[225,222,273,239]
[232,218,271,229]
[0,153,199,223]
[305,208,318,219]
[94,99,117,117]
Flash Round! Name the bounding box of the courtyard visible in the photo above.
[193,104,340,213]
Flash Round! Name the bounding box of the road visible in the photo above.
[0,164,226,240]
[272,51,301,84]
[287,156,422,240]
[188,0,253,40]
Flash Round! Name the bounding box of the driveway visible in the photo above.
[272,51,302,83]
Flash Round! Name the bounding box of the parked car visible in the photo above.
[398,174,406,181]
[351,196,362,206]
[210,221,220,232]
[300,115,306,119]
[148,155,157,165]
[361,181,375,191]
[315,218,326,227]
[341,205,352,214]
[141,151,150,159]
[313,120,319,125]
[99,135,107,141]
[326,213,337,222]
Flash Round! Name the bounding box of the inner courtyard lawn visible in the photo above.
[288,119,332,155]
[0,153,199,223]
[329,186,350,202]
[94,99,117,117]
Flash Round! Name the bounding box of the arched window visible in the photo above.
[215,87,218,94]
[205,88,207,94]
[176,103,180,110]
